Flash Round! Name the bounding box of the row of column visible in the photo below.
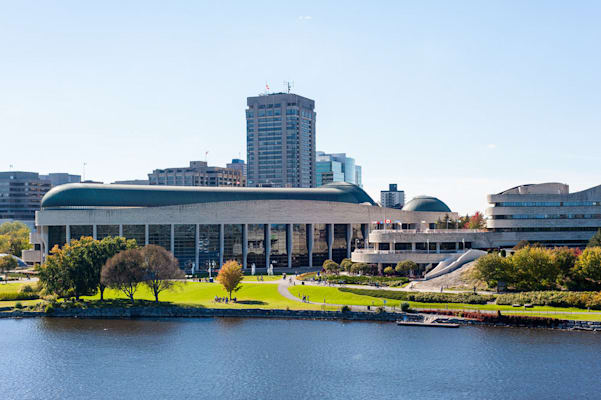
[59,223,369,269]
[377,241,464,253]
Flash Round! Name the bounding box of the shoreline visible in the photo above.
[2,306,600,332]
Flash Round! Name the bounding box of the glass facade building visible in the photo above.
[315,152,362,188]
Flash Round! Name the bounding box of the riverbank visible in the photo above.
[2,305,601,331]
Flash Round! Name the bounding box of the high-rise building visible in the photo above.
[0,171,52,227]
[148,161,245,187]
[380,183,405,209]
[39,173,81,187]
[316,152,362,187]
[226,158,247,179]
[246,93,316,187]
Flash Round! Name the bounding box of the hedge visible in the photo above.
[496,291,601,310]
[339,287,495,304]
[0,292,40,301]
[325,275,409,286]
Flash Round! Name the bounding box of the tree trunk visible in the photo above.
[154,291,159,303]
[99,286,104,301]
[229,290,232,300]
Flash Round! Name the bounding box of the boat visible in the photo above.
[396,320,460,328]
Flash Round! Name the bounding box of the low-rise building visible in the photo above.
[148,161,246,187]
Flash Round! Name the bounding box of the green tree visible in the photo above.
[383,266,395,276]
[552,247,579,277]
[0,221,32,257]
[511,246,560,291]
[322,259,339,274]
[473,253,513,288]
[216,260,243,300]
[101,249,146,304]
[141,244,184,302]
[340,258,353,272]
[350,262,376,275]
[587,230,601,248]
[0,255,18,283]
[38,236,137,300]
[573,247,601,287]
[395,260,417,276]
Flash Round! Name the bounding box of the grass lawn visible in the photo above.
[288,286,600,315]
[81,282,328,310]
[0,282,31,294]
[503,312,601,322]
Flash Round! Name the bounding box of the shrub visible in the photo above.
[322,260,340,274]
[340,258,353,272]
[14,302,23,309]
[19,284,36,294]
[0,291,39,301]
[496,291,601,310]
[338,287,495,304]
[350,263,377,275]
[383,266,395,276]
[401,302,410,312]
[44,303,55,314]
[340,305,351,313]
[395,260,417,275]
[376,306,385,313]
[325,275,409,286]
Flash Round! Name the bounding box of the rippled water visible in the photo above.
[1,318,600,399]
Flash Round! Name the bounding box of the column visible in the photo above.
[361,224,369,249]
[92,225,97,240]
[411,242,416,251]
[43,226,49,256]
[456,242,460,250]
[219,224,224,267]
[307,224,313,268]
[66,225,71,245]
[346,223,352,258]
[436,242,440,254]
[195,224,200,273]
[327,223,334,260]
[264,224,271,269]
[170,224,175,254]
[144,224,149,246]
[286,224,293,268]
[119,224,123,237]
[242,224,248,269]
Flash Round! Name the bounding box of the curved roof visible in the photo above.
[401,196,451,212]
[41,182,376,208]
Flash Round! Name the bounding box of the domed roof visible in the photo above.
[402,196,451,212]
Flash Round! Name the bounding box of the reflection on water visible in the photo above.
[1,317,600,400]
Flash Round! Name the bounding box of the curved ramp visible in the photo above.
[424,249,487,280]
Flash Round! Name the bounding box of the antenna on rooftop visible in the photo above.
[283,81,294,93]
[83,162,87,181]
[205,151,209,162]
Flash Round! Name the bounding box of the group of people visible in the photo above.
[214,296,236,303]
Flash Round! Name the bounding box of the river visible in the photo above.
[1,318,600,399]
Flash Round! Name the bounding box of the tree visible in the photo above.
[395,260,417,276]
[322,259,339,274]
[0,221,32,257]
[573,247,601,287]
[340,258,353,272]
[473,253,513,288]
[466,212,485,229]
[216,260,243,300]
[552,247,579,277]
[141,245,184,302]
[383,266,395,276]
[0,255,17,283]
[37,236,137,300]
[511,246,560,291]
[101,249,146,304]
[350,262,376,275]
[587,230,601,248]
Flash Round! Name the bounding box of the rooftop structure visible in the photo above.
[148,161,245,187]
[402,196,451,213]
[380,184,405,209]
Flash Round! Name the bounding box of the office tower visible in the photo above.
[380,183,405,209]
[246,92,315,187]
[316,152,362,187]
[148,161,246,187]
[0,171,52,226]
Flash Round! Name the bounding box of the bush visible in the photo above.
[396,260,417,275]
[340,305,351,313]
[340,258,353,272]
[19,284,36,294]
[325,275,409,286]
[496,291,601,310]
[383,266,395,276]
[14,302,23,309]
[44,303,55,313]
[339,287,495,304]
[400,302,410,312]
[350,263,377,275]
[0,291,39,301]
[322,260,340,274]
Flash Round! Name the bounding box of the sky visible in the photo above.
[1,1,600,214]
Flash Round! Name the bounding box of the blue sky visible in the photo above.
[1,1,600,214]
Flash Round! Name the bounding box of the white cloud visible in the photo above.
[297,16,312,21]
[486,144,497,149]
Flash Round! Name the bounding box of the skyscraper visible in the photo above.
[380,184,405,209]
[246,93,316,187]
[315,152,362,187]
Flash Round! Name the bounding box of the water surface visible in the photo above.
[1,318,600,399]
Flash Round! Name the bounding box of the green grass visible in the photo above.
[0,282,29,294]
[81,282,326,310]
[288,286,601,314]
[504,312,601,322]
